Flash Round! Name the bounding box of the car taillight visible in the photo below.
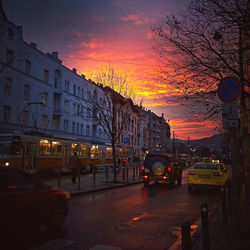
[143,175,148,179]
[188,171,196,175]
[141,166,145,171]
[163,176,167,180]
[213,172,222,176]
[167,167,172,172]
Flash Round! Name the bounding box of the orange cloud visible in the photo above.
[81,38,104,49]
[121,14,154,25]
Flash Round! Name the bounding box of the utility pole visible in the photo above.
[173,131,176,161]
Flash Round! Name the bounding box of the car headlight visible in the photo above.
[64,191,71,199]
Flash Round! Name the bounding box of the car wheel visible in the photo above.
[48,202,67,231]
[143,180,149,187]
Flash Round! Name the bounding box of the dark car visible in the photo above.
[141,154,182,187]
[0,167,70,248]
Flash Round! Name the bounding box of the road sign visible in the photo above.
[222,102,238,128]
[218,77,241,102]
[124,136,129,144]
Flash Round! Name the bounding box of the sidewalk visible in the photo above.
[42,167,142,196]
[192,184,250,250]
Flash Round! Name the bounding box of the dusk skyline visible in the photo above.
[2,0,219,140]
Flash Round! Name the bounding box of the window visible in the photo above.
[81,88,84,99]
[64,119,68,132]
[44,69,49,82]
[6,50,14,66]
[4,77,12,95]
[51,141,62,156]
[24,85,30,100]
[64,100,69,113]
[41,115,47,129]
[73,103,76,115]
[86,125,90,136]
[78,86,80,97]
[73,84,76,96]
[64,80,69,92]
[3,105,11,122]
[54,76,58,88]
[22,110,29,126]
[72,122,75,134]
[42,92,48,105]
[53,118,58,130]
[77,104,80,115]
[25,60,31,74]
[76,123,79,134]
[80,124,83,135]
[8,29,14,40]
[39,139,51,155]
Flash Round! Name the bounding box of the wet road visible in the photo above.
[56,168,221,250]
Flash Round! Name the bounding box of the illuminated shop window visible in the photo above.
[106,147,112,158]
[91,145,100,159]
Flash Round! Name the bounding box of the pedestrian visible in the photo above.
[68,152,81,183]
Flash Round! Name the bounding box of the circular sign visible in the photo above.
[218,77,241,102]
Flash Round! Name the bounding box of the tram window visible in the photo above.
[39,139,51,155]
[10,139,20,155]
[0,137,20,155]
[71,143,88,156]
[51,141,62,156]
[0,142,11,155]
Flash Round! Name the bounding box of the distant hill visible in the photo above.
[172,134,227,147]
[189,134,227,147]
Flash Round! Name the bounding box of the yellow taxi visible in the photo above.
[187,162,228,192]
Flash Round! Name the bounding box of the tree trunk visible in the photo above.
[112,140,117,183]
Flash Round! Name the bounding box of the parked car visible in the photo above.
[141,154,182,187]
[187,162,228,192]
[0,167,70,247]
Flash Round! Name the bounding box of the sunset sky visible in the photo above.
[3,0,220,140]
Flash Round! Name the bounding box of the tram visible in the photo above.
[0,133,127,175]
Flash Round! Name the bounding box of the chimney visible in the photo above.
[73,68,77,73]
[30,42,37,49]
[81,74,85,79]
[162,113,164,118]
[52,51,58,58]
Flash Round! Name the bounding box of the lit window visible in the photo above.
[39,139,51,155]
[42,92,48,105]
[51,141,62,156]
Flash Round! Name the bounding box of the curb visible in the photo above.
[70,180,143,196]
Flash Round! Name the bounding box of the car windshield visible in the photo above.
[194,164,218,170]
[144,155,169,168]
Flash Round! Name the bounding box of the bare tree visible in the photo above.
[152,0,250,121]
[86,67,136,182]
